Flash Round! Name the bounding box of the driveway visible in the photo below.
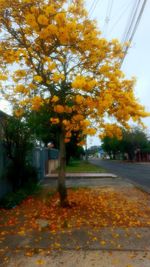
[89,159,150,193]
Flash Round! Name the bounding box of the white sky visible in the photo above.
[0,0,150,147]
[87,0,150,147]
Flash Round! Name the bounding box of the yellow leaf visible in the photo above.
[25,251,33,257]
[100,240,106,246]
[18,230,25,236]
[36,259,45,265]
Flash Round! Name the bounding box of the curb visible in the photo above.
[44,173,118,179]
[124,178,150,195]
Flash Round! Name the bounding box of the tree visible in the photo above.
[27,106,84,164]
[26,107,60,147]
[66,132,85,164]
[0,0,148,206]
[120,128,150,160]
[102,127,150,161]
[0,116,36,191]
[102,137,120,159]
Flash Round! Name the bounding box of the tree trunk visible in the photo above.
[58,127,68,207]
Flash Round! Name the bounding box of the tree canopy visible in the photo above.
[0,0,149,205]
[102,127,150,160]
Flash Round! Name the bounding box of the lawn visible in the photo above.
[65,160,105,173]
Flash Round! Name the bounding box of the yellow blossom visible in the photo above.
[55,13,66,26]
[25,14,37,27]
[77,140,86,146]
[101,124,122,139]
[14,70,26,77]
[54,105,64,113]
[62,120,69,126]
[15,108,24,117]
[51,95,59,103]
[65,106,72,113]
[46,24,57,36]
[0,74,7,80]
[80,120,90,127]
[75,95,84,104]
[28,83,37,90]
[72,114,84,121]
[37,15,48,26]
[45,5,55,15]
[50,118,60,124]
[52,73,64,82]
[48,62,56,71]
[72,76,86,89]
[34,75,43,83]
[65,132,72,138]
[39,28,50,39]
[83,128,96,136]
[15,84,28,94]
[31,96,43,111]
[65,138,70,143]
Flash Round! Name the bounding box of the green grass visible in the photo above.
[65,160,105,173]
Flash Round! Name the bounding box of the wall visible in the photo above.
[47,148,59,174]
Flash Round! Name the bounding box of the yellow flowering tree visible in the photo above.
[0,0,148,206]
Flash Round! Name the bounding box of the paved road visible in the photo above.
[90,159,150,193]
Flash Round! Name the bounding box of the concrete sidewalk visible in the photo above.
[6,250,150,267]
[1,227,150,251]
[43,173,119,188]
[1,177,150,267]
[1,227,150,266]
[45,172,117,178]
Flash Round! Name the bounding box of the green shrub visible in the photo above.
[0,182,41,209]
[5,162,38,192]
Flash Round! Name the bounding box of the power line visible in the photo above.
[103,0,114,37]
[120,0,148,67]
[87,0,148,68]
[89,0,103,18]
[121,0,141,44]
[88,0,97,14]
[109,0,132,35]
[121,0,139,43]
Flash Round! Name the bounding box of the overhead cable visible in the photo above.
[109,0,132,35]
[121,0,141,44]
[89,0,100,17]
[120,0,148,67]
[103,0,114,37]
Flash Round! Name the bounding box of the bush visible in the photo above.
[0,182,41,209]
[5,162,38,192]
[1,116,36,192]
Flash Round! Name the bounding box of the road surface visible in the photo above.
[90,159,150,193]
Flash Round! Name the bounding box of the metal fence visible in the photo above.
[31,147,59,177]
[31,147,49,180]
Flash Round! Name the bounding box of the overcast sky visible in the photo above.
[86,0,150,147]
[0,0,149,147]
